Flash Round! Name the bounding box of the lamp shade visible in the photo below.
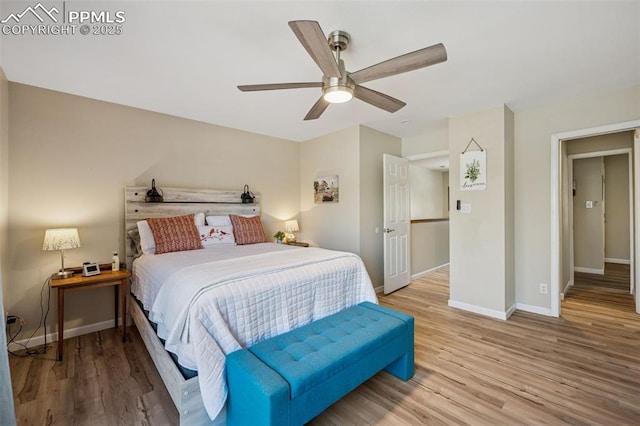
[284,220,300,233]
[42,228,81,251]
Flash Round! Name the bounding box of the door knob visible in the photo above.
[383,228,396,233]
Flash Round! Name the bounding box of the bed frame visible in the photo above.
[124,186,261,425]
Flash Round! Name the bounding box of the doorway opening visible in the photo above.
[551,120,640,317]
[567,149,633,299]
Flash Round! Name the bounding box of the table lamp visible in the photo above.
[43,228,81,279]
[284,220,299,243]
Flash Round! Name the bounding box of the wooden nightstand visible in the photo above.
[50,269,131,361]
[285,241,309,247]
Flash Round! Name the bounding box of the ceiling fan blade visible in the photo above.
[353,85,406,113]
[238,82,323,92]
[289,20,341,78]
[304,96,330,120]
[350,43,447,84]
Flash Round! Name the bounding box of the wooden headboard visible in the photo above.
[124,186,261,269]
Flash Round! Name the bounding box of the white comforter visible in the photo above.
[132,243,377,420]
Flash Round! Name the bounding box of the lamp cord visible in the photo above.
[6,276,51,357]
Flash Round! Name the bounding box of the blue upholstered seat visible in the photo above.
[226,302,414,426]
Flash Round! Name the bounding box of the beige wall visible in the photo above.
[604,154,630,262]
[442,171,449,218]
[504,107,515,309]
[359,126,402,289]
[449,105,514,315]
[409,166,446,219]
[299,126,360,254]
[8,83,300,338]
[566,132,634,155]
[402,119,449,157]
[299,125,401,289]
[515,85,640,309]
[0,71,8,309]
[411,221,449,275]
[573,157,604,271]
[0,67,17,426]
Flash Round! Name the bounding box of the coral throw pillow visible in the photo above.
[229,215,267,245]
[146,214,203,254]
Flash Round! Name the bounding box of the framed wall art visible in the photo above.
[460,138,486,191]
[314,175,339,203]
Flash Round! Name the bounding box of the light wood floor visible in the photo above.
[10,267,640,425]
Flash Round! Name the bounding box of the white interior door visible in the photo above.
[383,154,410,294]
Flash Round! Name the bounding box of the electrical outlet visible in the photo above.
[539,283,548,294]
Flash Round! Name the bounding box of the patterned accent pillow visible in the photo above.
[146,214,203,254]
[137,213,204,255]
[229,215,266,245]
[198,225,236,246]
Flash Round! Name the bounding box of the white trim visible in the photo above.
[7,318,122,352]
[551,120,640,318]
[628,148,635,297]
[569,148,631,160]
[573,266,604,275]
[561,279,574,300]
[515,303,553,317]
[447,299,515,320]
[411,262,450,280]
[404,150,449,161]
[374,284,384,294]
[634,129,640,311]
[551,133,561,317]
[605,258,631,265]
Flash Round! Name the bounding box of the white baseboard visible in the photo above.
[605,258,631,265]
[561,279,574,300]
[411,262,450,280]
[516,303,553,317]
[505,302,516,319]
[448,299,514,320]
[8,316,130,352]
[573,266,604,275]
[374,263,451,293]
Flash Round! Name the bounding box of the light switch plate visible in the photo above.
[586,201,593,208]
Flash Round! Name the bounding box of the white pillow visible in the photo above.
[198,225,236,246]
[194,212,205,227]
[206,215,231,226]
[137,220,156,255]
[138,213,205,255]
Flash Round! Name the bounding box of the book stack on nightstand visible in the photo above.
[285,241,309,247]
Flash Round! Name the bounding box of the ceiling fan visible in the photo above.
[238,20,447,120]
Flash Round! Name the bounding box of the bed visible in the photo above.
[124,186,377,425]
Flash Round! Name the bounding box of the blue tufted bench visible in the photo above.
[226,302,414,426]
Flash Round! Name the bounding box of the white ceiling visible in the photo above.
[1,1,639,142]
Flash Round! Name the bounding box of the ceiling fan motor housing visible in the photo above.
[323,59,355,103]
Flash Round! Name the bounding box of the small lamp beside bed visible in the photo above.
[42,228,81,279]
[284,220,299,243]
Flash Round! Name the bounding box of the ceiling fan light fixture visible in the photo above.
[323,85,353,103]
